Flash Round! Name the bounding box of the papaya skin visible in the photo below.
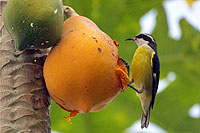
[3,0,64,51]
[43,8,129,120]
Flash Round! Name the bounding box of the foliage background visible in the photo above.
[50,0,200,132]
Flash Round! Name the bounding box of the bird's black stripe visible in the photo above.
[151,53,160,109]
[136,33,155,43]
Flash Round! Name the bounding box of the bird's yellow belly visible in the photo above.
[132,46,153,93]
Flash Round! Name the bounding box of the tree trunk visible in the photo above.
[0,1,51,133]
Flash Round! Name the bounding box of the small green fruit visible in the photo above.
[3,0,64,51]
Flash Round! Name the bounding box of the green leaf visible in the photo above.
[51,0,200,132]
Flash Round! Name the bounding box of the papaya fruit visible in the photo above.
[43,7,129,122]
[3,0,64,51]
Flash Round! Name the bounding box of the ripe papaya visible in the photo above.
[43,8,129,122]
[3,0,64,51]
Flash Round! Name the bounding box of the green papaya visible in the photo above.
[3,0,64,51]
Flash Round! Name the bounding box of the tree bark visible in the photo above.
[0,1,51,133]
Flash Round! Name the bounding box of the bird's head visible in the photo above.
[126,33,157,51]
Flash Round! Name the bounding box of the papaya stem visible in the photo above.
[63,6,79,18]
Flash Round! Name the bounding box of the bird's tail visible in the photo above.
[141,109,150,129]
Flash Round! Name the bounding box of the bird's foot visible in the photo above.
[120,58,130,76]
[116,59,130,92]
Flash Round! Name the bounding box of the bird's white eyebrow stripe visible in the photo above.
[143,33,155,42]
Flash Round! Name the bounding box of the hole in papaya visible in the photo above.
[98,48,102,53]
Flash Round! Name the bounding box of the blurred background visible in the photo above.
[51,0,200,132]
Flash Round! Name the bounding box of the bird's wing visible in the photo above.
[150,52,160,109]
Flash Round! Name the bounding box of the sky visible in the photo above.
[140,0,200,40]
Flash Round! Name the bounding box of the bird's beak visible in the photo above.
[125,37,136,41]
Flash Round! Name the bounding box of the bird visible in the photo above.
[125,33,160,129]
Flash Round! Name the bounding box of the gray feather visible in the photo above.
[141,109,150,129]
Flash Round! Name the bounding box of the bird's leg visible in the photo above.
[128,84,143,93]
[120,58,129,76]
[119,58,143,94]
[119,58,141,93]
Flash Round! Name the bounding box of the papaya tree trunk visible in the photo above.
[0,1,51,132]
